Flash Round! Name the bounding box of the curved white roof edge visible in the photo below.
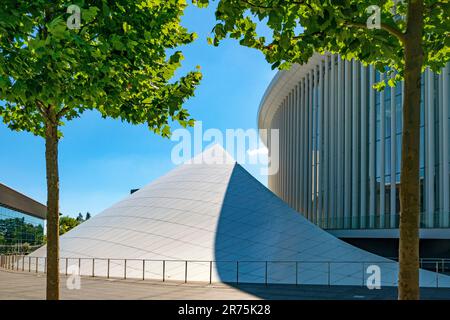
[257,53,327,145]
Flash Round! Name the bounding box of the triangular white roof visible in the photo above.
[31,144,449,287]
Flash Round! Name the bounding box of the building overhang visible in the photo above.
[0,183,46,219]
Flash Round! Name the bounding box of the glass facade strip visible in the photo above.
[0,204,44,250]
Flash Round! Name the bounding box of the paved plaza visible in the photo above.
[2,269,450,300]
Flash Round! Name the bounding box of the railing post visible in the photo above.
[92,258,95,277]
[44,257,47,273]
[436,261,439,288]
[361,263,365,287]
[185,261,188,284]
[162,260,165,282]
[78,258,81,276]
[35,257,38,273]
[295,262,298,286]
[22,256,24,271]
[236,261,239,285]
[107,259,110,279]
[142,260,145,281]
[124,259,127,280]
[328,262,331,286]
[209,261,212,284]
[265,261,268,286]
[28,256,31,272]
[65,258,68,275]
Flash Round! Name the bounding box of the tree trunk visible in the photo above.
[45,109,60,300]
[398,0,424,300]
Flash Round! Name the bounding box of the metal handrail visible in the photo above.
[0,254,448,288]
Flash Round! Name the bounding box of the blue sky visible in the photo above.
[0,4,276,217]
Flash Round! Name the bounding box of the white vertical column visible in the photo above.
[318,60,324,227]
[344,59,352,229]
[323,55,330,228]
[299,80,304,213]
[287,92,292,207]
[308,70,313,222]
[291,89,296,209]
[369,66,376,228]
[337,55,344,228]
[360,63,368,228]
[351,59,359,229]
[311,70,317,223]
[438,69,444,227]
[426,68,435,227]
[380,73,386,228]
[302,77,308,215]
[331,55,337,228]
[295,84,300,212]
[280,101,286,200]
[390,73,397,228]
[443,64,449,226]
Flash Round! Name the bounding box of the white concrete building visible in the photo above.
[258,53,450,256]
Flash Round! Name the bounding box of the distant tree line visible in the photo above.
[0,217,44,246]
[59,212,91,235]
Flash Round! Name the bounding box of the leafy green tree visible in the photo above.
[85,212,91,220]
[59,215,80,235]
[76,212,84,223]
[197,0,449,299]
[0,0,201,300]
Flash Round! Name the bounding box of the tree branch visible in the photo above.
[345,21,405,44]
[56,106,70,119]
[36,100,49,118]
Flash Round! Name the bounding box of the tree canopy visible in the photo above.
[198,0,449,80]
[0,0,202,137]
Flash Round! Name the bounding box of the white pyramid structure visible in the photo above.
[30,144,449,287]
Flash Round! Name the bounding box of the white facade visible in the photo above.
[29,145,449,287]
[259,53,450,231]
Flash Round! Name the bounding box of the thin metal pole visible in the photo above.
[107,259,110,279]
[92,258,95,277]
[66,258,68,275]
[361,263,365,287]
[436,261,439,288]
[35,257,38,273]
[143,260,145,281]
[124,259,127,280]
[162,260,165,282]
[328,262,331,286]
[265,261,268,286]
[185,261,188,283]
[236,261,239,285]
[78,258,81,276]
[44,257,47,273]
[295,262,298,286]
[29,256,31,272]
[209,261,212,284]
